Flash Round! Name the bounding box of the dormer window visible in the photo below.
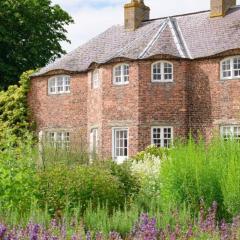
[92,69,100,89]
[48,75,70,95]
[221,57,240,80]
[113,64,129,85]
[152,61,173,82]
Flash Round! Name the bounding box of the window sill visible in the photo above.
[112,82,129,86]
[48,92,71,96]
[151,80,174,83]
[220,77,240,81]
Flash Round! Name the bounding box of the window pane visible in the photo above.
[114,129,128,159]
[153,63,161,81]
[49,79,56,93]
[164,63,173,81]
[114,65,129,84]
[48,131,70,149]
[92,70,99,89]
[222,60,231,78]
[233,57,240,77]
[222,126,240,141]
[57,77,64,92]
[64,77,70,92]
[152,127,173,148]
[49,76,70,94]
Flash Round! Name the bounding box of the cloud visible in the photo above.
[52,0,240,52]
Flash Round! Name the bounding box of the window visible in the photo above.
[48,75,70,94]
[220,126,240,140]
[112,128,128,163]
[113,64,129,85]
[152,61,173,82]
[92,69,100,89]
[90,128,98,155]
[151,127,173,148]
[221,57,240,79]
[48,131,70,149]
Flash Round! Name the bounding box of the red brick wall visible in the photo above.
[87,69,103,156]
[138,60,189,150]
[100,62,139,158]
[28,71,88,148]
[28,52,240,159]
[188,55,240,140]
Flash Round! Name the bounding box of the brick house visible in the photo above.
[29,0,240,163]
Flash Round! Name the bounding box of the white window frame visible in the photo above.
[92,69,100,89]
[90,128,98,155]
[221,56,240,80]
[112,127,129,164]
[151,126,173,148]
[220,125,240,140]
[48,75,71,95]
[47,131,70,149]
[113,64,129,85]
[151,61,173,83]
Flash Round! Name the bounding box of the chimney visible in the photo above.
[210,0,236,17]
[124,0,150,31]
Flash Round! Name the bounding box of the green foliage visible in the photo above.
[160,137,240,219]
[0,134,37,213]
[0,70,34,143]
[94,160,140,200]
[131,154,162,211]
[134,145,169,162]
[37,164,127,215]
[0,0,73,88]
[41,144,90,168]
[84,203,139,237]
[220,142,240,216]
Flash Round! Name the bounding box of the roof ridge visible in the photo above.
[168,17,186,58]
[144,9,210,22]
[138,19,169,59]
[173,18,193,59]
[168,17,193,59]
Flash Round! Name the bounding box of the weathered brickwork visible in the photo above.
[138,60,189,150]
[28,51,240,158]
[28,70,88,148]
[188,50,240,141]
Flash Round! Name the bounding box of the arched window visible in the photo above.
[48,75,70,94]
[113,64,129,85]
[151,61,173,82]
[221,56,240,80]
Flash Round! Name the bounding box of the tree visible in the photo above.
[0,70,34,143]
[0,0,73,89]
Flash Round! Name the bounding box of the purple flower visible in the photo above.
[185,224,193,239]
[220,219,229,240]
[109,231,121,240]
[132,214,158,240]
[30,224,40,240]
[51,219,58,228]
[86,231,91,240]
[0,224,7,238]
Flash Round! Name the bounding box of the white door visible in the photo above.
[113,128,128,164]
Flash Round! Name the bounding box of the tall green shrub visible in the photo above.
[220,141,240,216]
[0,133,37,213]
[160,137,240,218]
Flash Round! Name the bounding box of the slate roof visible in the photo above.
[34,6,240,76]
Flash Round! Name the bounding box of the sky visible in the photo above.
[51,0,240,52]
